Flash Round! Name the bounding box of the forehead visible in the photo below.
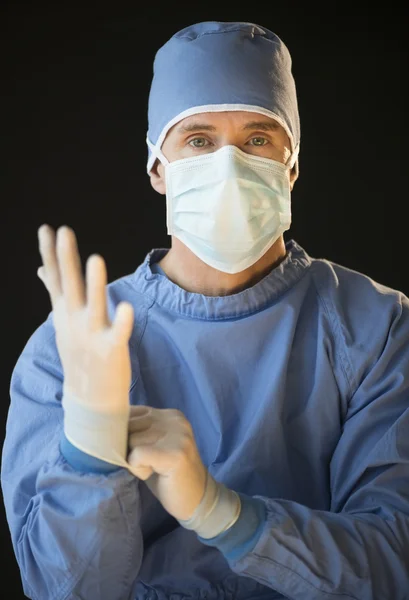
[171,111,284,135]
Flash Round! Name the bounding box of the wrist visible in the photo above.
[178,472,241,539]
[62,388,129,466]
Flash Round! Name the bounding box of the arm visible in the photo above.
[198,293,409,600]
[1,315,144,600]
[2,224,148,600]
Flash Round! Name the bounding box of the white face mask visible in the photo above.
[153,144,292,274]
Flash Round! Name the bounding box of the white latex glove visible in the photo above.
[128,405,241,535]
[37,224,134,467]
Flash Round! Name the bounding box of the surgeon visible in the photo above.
[2,21,409,600]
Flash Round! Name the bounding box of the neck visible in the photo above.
[157,237,287,296]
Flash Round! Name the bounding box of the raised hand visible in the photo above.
[37,224,134,465]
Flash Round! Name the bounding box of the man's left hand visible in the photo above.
[127,405,208,522]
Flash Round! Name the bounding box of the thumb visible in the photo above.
[37,266,47,287]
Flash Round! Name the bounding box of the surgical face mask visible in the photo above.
[155,144,292,274]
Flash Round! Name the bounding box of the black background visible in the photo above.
[1,1,408,598]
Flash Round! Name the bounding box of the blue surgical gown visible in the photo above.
[2,239,409,600]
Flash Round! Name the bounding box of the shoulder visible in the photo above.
[309,256,407,320]
[308,254,409,391]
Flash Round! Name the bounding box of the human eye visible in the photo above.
[249,136,269,147]
[188,137,210,149]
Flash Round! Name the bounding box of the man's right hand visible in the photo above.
[37,224,135,465]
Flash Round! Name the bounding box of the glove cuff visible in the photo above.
[62,388,130,468]
[178,471,241,539]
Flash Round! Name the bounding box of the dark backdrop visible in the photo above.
[1,2,407,598]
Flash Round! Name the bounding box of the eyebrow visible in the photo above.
[242,120,280,132]
[176,120,280,134]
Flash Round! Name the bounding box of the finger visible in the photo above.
[129,418,152,435]
[128,464,154,481]
[129,416,153,435]
[128,444,174,477]
[112,302,134,344]
[86,254,109,330]
[129,405,152,419]
[38,225,62,305]
[37,266,47,288]
[127,446,155,480]
[56,226,86,311]
[128,409,153,434]
[128,428,163,448]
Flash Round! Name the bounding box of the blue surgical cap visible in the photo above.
[147,21,300,175]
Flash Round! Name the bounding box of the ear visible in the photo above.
[149,159,166,195]
[289,166,298,192]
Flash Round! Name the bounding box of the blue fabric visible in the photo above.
[2,239,409,600]
[198,492,267,563]
[60,434,120,474]
[150,260,166,276]
[147,21,300,169]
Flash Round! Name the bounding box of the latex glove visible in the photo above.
[37,224,134,467]
[128,406,241,536]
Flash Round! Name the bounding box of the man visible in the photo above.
[2,20,409,600]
